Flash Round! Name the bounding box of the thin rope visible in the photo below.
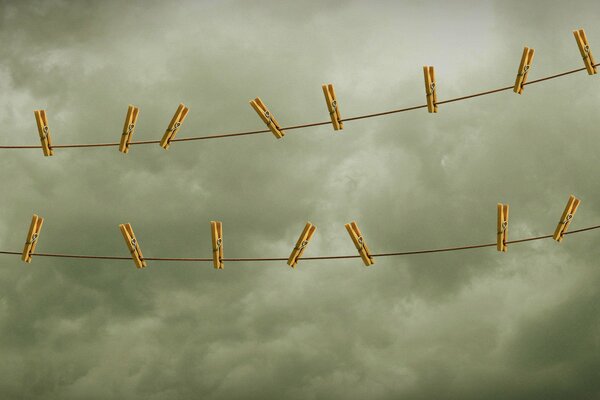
[5,224,599,264]
[0,65,594,150]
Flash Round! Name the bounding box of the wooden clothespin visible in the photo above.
[287,222,317,268]
[497,203,509,252]
[119,105,139,154]
[249,97,285,139]
[210,221,224,269]
[34,110,54,156]
[345,221,374,266]
[159,103,189,150]
[21,214,44,263]
[513,47,535,94]
[553,195,581,242]
[423,66,438,113]
[119,223,147,268]
[322,84,343,131]
[573,29,597,75]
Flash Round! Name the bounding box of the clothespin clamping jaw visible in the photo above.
[322,84,343,131]
[573,29,597,75]
[287,222,317,268]
[119,105,140,153]
[553,195,580,242]
[345,221,374,266]
[21,214,44,263]
[211,221,224,269]
[119,223,147,268]
[497,203,509,252]
[159,103,189,150]
[249,97,285,139]
[423,66,438,113]
[34,110,54,156]
[513,47,535,94]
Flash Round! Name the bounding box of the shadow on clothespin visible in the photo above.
[514,47,535,94]
[287,222,317,268]
[119,105,139,154]
[119,223,147,268]
[573,28,597,75]
[34,110,54,156]
[423,66,438,113]
[249,97,285,139]
[22,214,44,263]
[211,221,224,269]
[322,84,343,131]
[345,221,374,266]
[553,195,580,242]
[160,103,189,150]
[497,203,509,252]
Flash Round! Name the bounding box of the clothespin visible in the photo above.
[33,110,54,156]
[210,221,224,269]
[553,195,580,242]
[21,214,44,263]
[513,47,535,94]
[119,105,139,154]
[322,84,343,131]
[287,222,317,268]
[345,221,374,266]
[119,223,147,268]
[497,203,509,252]
[159,103,189,150]
[423,66,438,113]
[249,97,285,139]
[573,29,597,75]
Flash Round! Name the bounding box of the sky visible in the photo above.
[1,0,599,398]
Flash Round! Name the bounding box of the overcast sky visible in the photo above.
[1,0,599,398]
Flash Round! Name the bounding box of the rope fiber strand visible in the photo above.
[3,224,599,265]
[0,65,596,150]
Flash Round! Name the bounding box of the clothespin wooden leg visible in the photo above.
[119,105,139,154]
[322,84,343,131]
[514,47,535,94]
[573,29,597,75]
[345,221,375,266]
[497,203,509,252]
[249,97,285,139]
[423,66,437,113]
[211,221,224,269]
[119,223,147,268]
[21,214,44,263]
[34,110,54,156]
[553,195,581,242]
[160,103,189,150]
[287,222,317,268]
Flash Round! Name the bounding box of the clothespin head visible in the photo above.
[322,84,343,131]
[423,66,438,113]
[345,221,375,266]
[119,223,147,268]
[553,195,581,242]
[210,221,224,269]
[287,222,317,268]
[497,203,509,252]
[159,103,189,150]
[119,105,140,154]
[21,214,44,263]
[249,97,285,139]
[33,110,54,156]
[513,47,535,94]
[573,29,597,75]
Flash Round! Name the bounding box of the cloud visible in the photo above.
[0,0,599,398]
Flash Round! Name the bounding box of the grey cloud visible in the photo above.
[0,0,599,398]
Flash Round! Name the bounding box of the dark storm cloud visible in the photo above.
[0,0,599,398]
